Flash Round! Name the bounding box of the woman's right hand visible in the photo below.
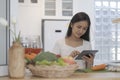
[69,50,80,58]
[82,54,94,68]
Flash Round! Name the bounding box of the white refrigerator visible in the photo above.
[42,19,70,52]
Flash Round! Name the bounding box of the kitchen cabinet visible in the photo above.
[44,0,73,16]
[44,0,56,16]
[62,0,73,16]
[42,19,69,51]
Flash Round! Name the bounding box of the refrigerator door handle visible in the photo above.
[55,30,62,32]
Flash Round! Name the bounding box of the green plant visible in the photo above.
[0,17,21,42]
[33,51,58,62]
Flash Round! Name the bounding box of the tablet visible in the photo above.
[75,50,98,60]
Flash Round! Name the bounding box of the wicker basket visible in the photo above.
[27,64,78,78]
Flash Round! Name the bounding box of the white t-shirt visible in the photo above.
[51,38,92,57]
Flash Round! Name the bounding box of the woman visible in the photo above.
[51,12,94,68]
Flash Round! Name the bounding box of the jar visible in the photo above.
[8,42,25,78]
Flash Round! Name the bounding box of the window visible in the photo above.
[94,0,120,64]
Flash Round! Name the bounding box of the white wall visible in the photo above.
[10,0,44,38]
[10,0,19,45]
[17,0,44,36]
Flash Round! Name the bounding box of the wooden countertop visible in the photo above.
[0,72,120,80]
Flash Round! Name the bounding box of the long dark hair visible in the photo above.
[66,12,91,41]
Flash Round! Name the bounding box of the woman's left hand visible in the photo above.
[69,50,80,58]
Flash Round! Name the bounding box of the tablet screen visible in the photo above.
[75,50,98,60]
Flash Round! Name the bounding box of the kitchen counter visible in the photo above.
[0,72,120,80]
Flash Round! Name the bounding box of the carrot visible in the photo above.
[91,64,106,71]
[25,53,36,60]
[31,53,37,57]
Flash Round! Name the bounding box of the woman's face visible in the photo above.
[71,21,88,38]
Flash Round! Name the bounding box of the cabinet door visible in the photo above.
[44,0,73,16]
[45,0,56,16]
[42,19,69,52]
[62,0,73,16]
[0,0,9,76]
